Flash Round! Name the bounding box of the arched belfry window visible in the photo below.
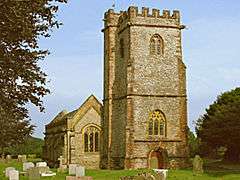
[150,34,164,55]
[83,125,100,152]
[148,109,166,137]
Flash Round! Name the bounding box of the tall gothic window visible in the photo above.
[148,109,166,137]
[150,34,164,55]
[83,126,100,152]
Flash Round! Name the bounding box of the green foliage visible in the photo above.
[196,87,240,162]
[0,0,66,150]
[188,128,199,158]
[4,136,44,158]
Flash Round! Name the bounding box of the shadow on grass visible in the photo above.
[204,161,240,177]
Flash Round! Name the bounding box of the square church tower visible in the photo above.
[101,6,188,169]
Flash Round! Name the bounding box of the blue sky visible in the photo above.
[31,0,240,138]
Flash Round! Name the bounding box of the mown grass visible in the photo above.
[0,159,240,180]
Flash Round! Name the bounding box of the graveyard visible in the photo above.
[1,156,240,179]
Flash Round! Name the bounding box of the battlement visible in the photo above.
[104,6,180,21]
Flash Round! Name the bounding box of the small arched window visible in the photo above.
[83,126,100,152]
[150,34,164,55]
[148,109,166,137]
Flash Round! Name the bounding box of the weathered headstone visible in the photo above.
[69,164,78,175]
[22,155,27,162]
[27,167,40,180]
[58,156,67,172]
[23,162,35,171]
[193,155,204,175]
[6,155,12,162]
[5,167,15,177]
[76,166,85,177]
[9,169,19,180]
[36,166,50,174]
[149,156,159,169]
[36,161,47,167]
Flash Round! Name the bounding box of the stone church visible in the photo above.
[43,6,188,170]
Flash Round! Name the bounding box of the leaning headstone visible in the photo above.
[9,169,19,180]
[193,155,204,175]
[5,167,15,177]
[36,162,47,167]
[23,162,35,171]
[27,167,40,180]
[69,164,77,175]
[76,166,85,177]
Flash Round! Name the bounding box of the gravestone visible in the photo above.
[22,155,27,162]
[36,166,50,174]
[58,156,67,172]
[5,167,15,177]
[193,155,204,175]
[23,162,35,171]
[76,166,85,177]
[69,164,78,175]
[9,169,19,180]
[6,155,12,162]
[36,161,47,167]
[27,167,40,180]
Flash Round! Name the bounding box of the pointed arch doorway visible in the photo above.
[148,148,168,169]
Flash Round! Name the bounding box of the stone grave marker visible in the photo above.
[193,155,204,175]
[69,164,78,175]
[5,167,15,177]
[57,156,67,172]
[9,169,19,180]
[36,166,50,174]
[23,162,35,171]
[27,167,40,180]
[36,161,47,167]
[6,155,12,162]
[76,166,85,177]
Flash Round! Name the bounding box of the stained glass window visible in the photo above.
[148,110,166,137]
[83,126,100,152]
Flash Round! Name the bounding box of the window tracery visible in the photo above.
[83,126,100,152]
[148,109,166,137]
[150,34,164,55]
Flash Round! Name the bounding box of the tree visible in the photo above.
[0,0,67,150]
[196,87,240,162]
[187,128,199,158]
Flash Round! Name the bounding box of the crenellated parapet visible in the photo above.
[125,6,180,20]
[103,6,183,32]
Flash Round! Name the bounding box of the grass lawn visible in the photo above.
[0,159,240,180]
